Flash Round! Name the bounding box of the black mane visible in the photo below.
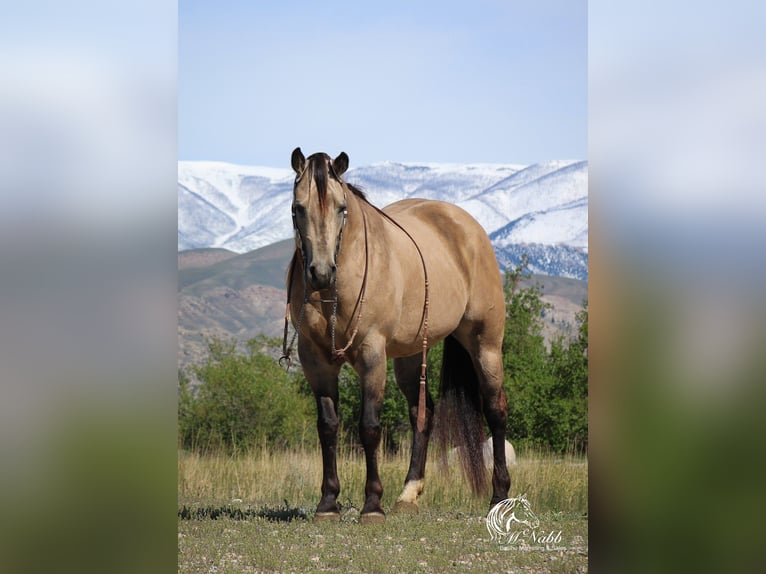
[346,182,367,202]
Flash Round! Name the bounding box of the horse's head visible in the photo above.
[290,147,350,291]
[514,494,540,529]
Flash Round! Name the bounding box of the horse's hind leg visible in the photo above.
[391,353,434,514]
[474,343,512,506]
[454,326,511,507]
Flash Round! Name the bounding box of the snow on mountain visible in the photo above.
[178,161,294,252]
[458,161,587,235]
[490,197,588,250]
[178,159,588,279]
[493,243,589,280]
[347,161,525,207]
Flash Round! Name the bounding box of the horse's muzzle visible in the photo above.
[308,262,336,291]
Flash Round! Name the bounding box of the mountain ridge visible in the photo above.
[178,158,588,280]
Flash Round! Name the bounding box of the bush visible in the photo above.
[179,337,313,453]
[335,361,412,452]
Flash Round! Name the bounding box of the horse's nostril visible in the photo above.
[307,262,337,289]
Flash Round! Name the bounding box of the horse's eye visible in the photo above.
[338,205,347,215]
[293,204,306,217]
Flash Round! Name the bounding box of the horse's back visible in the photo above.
[383,198,494,256]
[383,198,500,283]
[384,197,476,223]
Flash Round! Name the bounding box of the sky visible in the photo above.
[179,0,587,167]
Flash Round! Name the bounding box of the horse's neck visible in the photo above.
[346,192,370,235]
[338,193,373,268]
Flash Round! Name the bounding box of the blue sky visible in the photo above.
[179,0,587,167]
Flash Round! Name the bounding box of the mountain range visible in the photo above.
[178,158,588,368]
[178,159,588,280]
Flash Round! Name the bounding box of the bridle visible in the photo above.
[280,167,431,433]
[281,163,368,362]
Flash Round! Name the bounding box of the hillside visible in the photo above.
[178,243,587,369]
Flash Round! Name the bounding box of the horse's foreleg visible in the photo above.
[315,393,341,519]
[354,349,387,524]
[391,353,434,514]
[300,339,342,521]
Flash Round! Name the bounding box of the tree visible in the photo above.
[546,301,588,451]
[501,255,588,453]
[502,255,552,448]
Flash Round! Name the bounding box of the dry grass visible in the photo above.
[178,446,587,573]
[178,444,587,516]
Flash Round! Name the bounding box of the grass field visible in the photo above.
[178,445,587,573]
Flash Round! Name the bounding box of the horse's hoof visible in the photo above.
[313,511,341,523]
[391,500,419,515]
[359,511,386,525]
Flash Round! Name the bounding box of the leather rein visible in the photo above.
[280,177,431,433]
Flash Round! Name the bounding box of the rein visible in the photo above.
[280,183,431,434]
[329,205,369,361]
[369,203,430,433]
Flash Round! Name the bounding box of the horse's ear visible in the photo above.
[291,147,305,174]
[332,152,349,176]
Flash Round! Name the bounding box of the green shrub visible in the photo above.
[179,337,313,452]
[335,361,411,452]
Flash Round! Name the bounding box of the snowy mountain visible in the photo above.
[178,159,588,279]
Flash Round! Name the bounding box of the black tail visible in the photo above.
[433,335,488,494]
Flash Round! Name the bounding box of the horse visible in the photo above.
[486,494,540,542]
[282,148,510,523]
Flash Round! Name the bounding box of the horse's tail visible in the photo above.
[433,334,489,495]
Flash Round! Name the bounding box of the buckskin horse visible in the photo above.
[281,148,510,523]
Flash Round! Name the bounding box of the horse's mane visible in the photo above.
[346,182,367,202]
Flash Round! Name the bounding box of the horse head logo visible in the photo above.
[486,494,541,543]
